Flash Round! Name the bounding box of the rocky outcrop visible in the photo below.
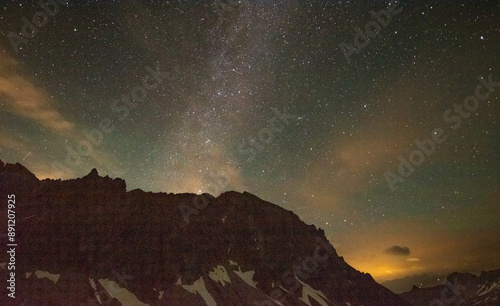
[0,160,410,305]
[401,269,500,305]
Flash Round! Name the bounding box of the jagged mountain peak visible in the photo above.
[401,268,500,305]
[85,168,99,178]
[0,161,410,305]
[0,160,38,178]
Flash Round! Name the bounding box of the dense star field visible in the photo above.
[0,0,499,290]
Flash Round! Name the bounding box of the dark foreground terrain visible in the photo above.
[0,160,410,305]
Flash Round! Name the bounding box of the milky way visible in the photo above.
[1,0,499,288]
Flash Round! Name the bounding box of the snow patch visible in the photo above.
[25,272,32,279]
[209,265,231,286]
[98,279,149,306]
[159,290,164,300]
[89,278,97,291]
[297,278,329,306]
[227,260,257,288]
[234,268,257,288]
[95,291,102,304]
[177,276,217,306]
[267,295,285,306]
[265,297,285,306]
[476,284,486,294]
[478,281,500,296]
[35,270,60,284]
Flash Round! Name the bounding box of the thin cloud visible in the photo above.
[406,258,420,262]
[0,46,125,179]
[385,245,411,256]
[0,50,75,134]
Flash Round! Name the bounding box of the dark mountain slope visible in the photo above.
[0,160,410,305]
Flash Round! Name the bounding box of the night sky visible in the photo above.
[1,0,499,289]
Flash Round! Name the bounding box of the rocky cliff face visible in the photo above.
[0,160,410,305]
[400,269,500,306]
